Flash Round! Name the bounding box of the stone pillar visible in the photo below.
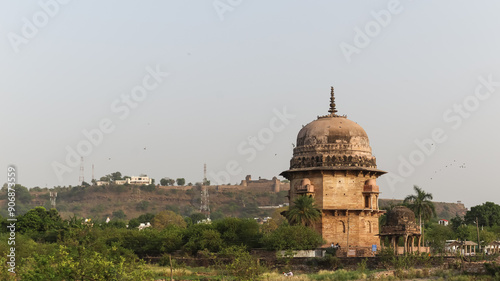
[411,236,414,253]
[418,236,421,253]
[408,236,411,253]
[395,236,399,255]
[391,237,396,255]
[404,235,408,254]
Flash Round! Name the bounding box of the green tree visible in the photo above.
[152,210,187,230]
[213,218,262,249]
[137,213,155,223]
[17,184,32,204]
[176,178,186,186]
[111,228,183,257]
[182,223,217,254]
[450,215,465,231]
[160,178,168,186]
[0,184,32,204]
[105,220,127,229]
[425,223,454,252]
[403,185,436,246]
[18,207,63,233]
[285,195,321,227]
[219,245,264,280]
[128,218,140,229]
[195,229,224,252]
[262,207,287,234]
[480,229,497,248]
[189,212,207,224]
[112,210,126,219]
[99,176,110,182]
[160,177,175,186]
[261,223,325,250]
[128,213,155,229]
[456,225,475,241]
[136,201,150,211]
[110,171,123,181]
[211,210,225,220]
[465,202,500,227]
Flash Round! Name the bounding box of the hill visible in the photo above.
[8,184,288,221]
[1,184,467,222]
[379,199,467,221]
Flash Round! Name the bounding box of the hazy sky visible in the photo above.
[2,1,500,208]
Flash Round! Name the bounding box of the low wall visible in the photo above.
[279,250,325,258]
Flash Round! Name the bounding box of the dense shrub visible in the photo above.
[17,207,64,235]
[105,228,184,257]
[261,224,324,250]
[218,245,265,280]
[213,217,262,249]
[20,245,153,281]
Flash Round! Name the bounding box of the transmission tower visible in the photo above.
[203,163,208,185]
[50,192,57,209]
[200,186,210,218]
[79,157,84,185]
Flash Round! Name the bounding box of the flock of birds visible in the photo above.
[430,160,467,180]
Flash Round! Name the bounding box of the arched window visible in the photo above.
[338,221,346,233]
[365,221,372,233]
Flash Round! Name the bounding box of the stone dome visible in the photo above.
[289,87,377,170]
[385,206,417,227]
[296,116,372,153]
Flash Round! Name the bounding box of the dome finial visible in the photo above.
[328,86,338,116]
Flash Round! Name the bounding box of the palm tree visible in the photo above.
[286,195,321,226]
[403,185,436,247]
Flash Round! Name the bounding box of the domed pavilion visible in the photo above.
[380,206,421,254]
[281,87,386,255]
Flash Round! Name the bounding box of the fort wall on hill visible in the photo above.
[157,175,290,193]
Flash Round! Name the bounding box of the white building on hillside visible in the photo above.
[96,176,152,186]
[438,219,449,226]
[114,176,152,185]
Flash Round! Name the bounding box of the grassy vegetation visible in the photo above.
[141,265,500,280]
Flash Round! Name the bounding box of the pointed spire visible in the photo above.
[318,86,346,119]
[328,86,338,116]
